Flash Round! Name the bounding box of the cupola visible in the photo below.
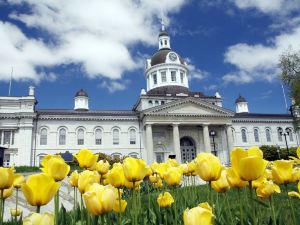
[74,89,89,111]
[235,95,249,113]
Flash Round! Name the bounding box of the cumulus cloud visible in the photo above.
[185,58,209,81]
[223,26,300,84]
[0,0,187,83]
[99,79,130,93]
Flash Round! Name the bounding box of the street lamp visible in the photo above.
[278,127,291,156]
[209,130,217,156]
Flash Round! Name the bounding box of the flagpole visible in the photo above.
[281,83,288,112]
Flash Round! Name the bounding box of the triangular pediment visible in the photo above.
[143,97,234,117]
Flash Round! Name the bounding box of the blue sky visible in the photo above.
[0,0,300,113]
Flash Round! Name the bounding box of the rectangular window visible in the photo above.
[3,131,11,145]
[11,131,14,145]
[161,71,166,82]
[95,129,102,145]
[171,71,176,82]
[78,139,84,145]
[0,131,2,145]
[180,72,184,83]
[113,129,119,145]
[59,135,66,145]
[153,73,157,84]
[129,129,136,145]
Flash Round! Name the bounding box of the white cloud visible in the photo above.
[185,58,209,81]
[223,26,300,84]
[0,0,187,82]
[99,79,130,93]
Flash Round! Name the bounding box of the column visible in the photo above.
[226,124,234,153]
[145,124,154,164]
[203,124,211,152]
[172,124,182,163]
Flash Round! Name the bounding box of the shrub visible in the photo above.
[260,145,298,161]
[14,166,40,173]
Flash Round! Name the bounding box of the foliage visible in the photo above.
[260,145,298,161]
[14,166,40,173]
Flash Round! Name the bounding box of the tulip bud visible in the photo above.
[0,167,14,190]
[10,208,22,217]
[183,202,213,225]
[69,170,79,187]
[113,199,127,213]
[123,157,148,183]
[195,153,222,182]
[96,160,110,175]
[74,148,99,170]
[23,212,54,225]
[157,192,174,208]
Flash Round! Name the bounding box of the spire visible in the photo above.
[158,19,170,50]
[161,18,165,31]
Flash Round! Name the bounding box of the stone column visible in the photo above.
[172,124,182,163]
[226,124,234,155]
[203,124,211,152]
[145,124,154,164]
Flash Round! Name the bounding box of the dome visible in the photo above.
[151,49,185,66]
[235,95,247,103]
[75,89,88,98]
[147,85,189,96]
[159,30,169,37]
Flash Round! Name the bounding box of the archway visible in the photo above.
[180,137,196,162]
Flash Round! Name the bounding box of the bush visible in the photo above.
[260,145,298,161]
[14,166,40,173]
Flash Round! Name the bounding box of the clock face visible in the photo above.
[169,52,177,61]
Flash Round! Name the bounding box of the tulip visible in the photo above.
[10,208,22,217]
[41,155,70,182]
[290,146,300,164]
[96,160,110,175]
[187,161,196,175]
[74,148,99,169]
[23,212,54,225]
[0,167,14,190]
[163,167,182,186]
[166,158,178,167]
[107,163,126,188]
[69,170,79,188]
[13,174,25,189]
[113,199,127,213]
[291,167,300,183]
[145,166,152,178]
[211,170,230,193]
[149,174,160,184]
[195,153,222,182]
[179,164,189,175]
[123,157,148,183]
[78,170,100,194]
[226,168,247,188]
[231,147,267,181]
[157,192,174,208]
[272,160,293,185]
[288,181,300,198]
[151,162,170,178]
[83,183,117,216]
[2,187,13,199]
[183,202,213,225]
[153,178,163,188]
[21,173,60,207]
[256,181,280,199]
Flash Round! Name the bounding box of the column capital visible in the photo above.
[172,123,180,127]
[202,123,210,127]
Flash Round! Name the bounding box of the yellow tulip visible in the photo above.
[113,199,127,213]
[195,153,222,182]
[83,183,117,216]
[166,158,178,167]
[151,162,170,178]
[163,167,182,186]
[256,181,280,199]
[69,170,79,188]
[124,178,141,190]
[157,192,174,208]
[226,168,247,188]
[183,202,213,225]
[231,147,268,182]
[187,161,196,176]
[74,148,99,169]
[23,212,54,225]
[96,160,110,175]
[107,163,126,188]
[0,167,14,190]
[10,208,22,217]
[21,173,60,206]
[179,164,189,175]
[2,186,13,199]
[145,166,152,178]
[153,178,163,188]
[78,170,100,194]
[252,175,267,189]
[211,170,230,193]
[292,167,300,183]
[41,155,70,182]
[289,146,300,163]
[13,174,25,189]
[123,157,148,183]
[272,160,293,185]
[149,174,160,184]
[288,181,300,198]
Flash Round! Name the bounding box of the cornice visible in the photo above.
[38,115,139,121]
[233,119,293,123]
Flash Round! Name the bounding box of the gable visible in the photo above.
[168,102,219,115]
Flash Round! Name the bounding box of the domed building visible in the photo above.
[0,26,299,167]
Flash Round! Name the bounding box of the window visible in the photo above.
[241,129,247,143]
[0,131,2,144]
[266,129,271,142]
[77,128,84,145]
[161,71,167,82]
[161,101,165,105]
[40,128,47,145]
[155,100,159,106]
[3,131,11,145]
[129,152,138,158]
[129,129,136,145]
[153,73,157,84]
[277,128,283,142]
[95,129,102,145]
[288,128,294,142]
[11,131,14,145]
[59,128,66,145]
[164,40,167,45]
[113,129,119,145]
[171,71,176,82]
[148,100,153,107]
[180,72,184,83]
[254,129,259,142]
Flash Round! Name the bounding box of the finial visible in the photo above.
[161,18,165,31]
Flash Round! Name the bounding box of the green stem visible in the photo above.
[118,188,122,225]
[173,187,178,225]
[285,185,296,225]
[132,182,136,225]
[238,188,244,225]
[248,181,256,225]
[73,188,76,225]
[164,208,168,225]
[93,216,99,225]
[269,196,277,225]
[81,194,84,225]
[0,189,3,225]
[15,188,19,224]
[225,193,234,225]
[55,190,60,225]
[36,205,41,213]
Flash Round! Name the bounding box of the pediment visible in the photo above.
[143,97,234,117]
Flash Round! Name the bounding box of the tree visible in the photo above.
[279,49,300,106]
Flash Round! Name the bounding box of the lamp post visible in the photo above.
[278,127,290,156]
[209,130,217,156]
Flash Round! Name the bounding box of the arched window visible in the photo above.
[129,152,139,158]
[266,128,271,142]
[77,128,84,145]
[288,128,294,142]
[59,128,66,145]
[254,128,259,142]
[113,129,119,145]
[95,129,102,145]
[40,128,47,145]
[277,128,283,142]
[241,129,247,143]
[129,129,136,145]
